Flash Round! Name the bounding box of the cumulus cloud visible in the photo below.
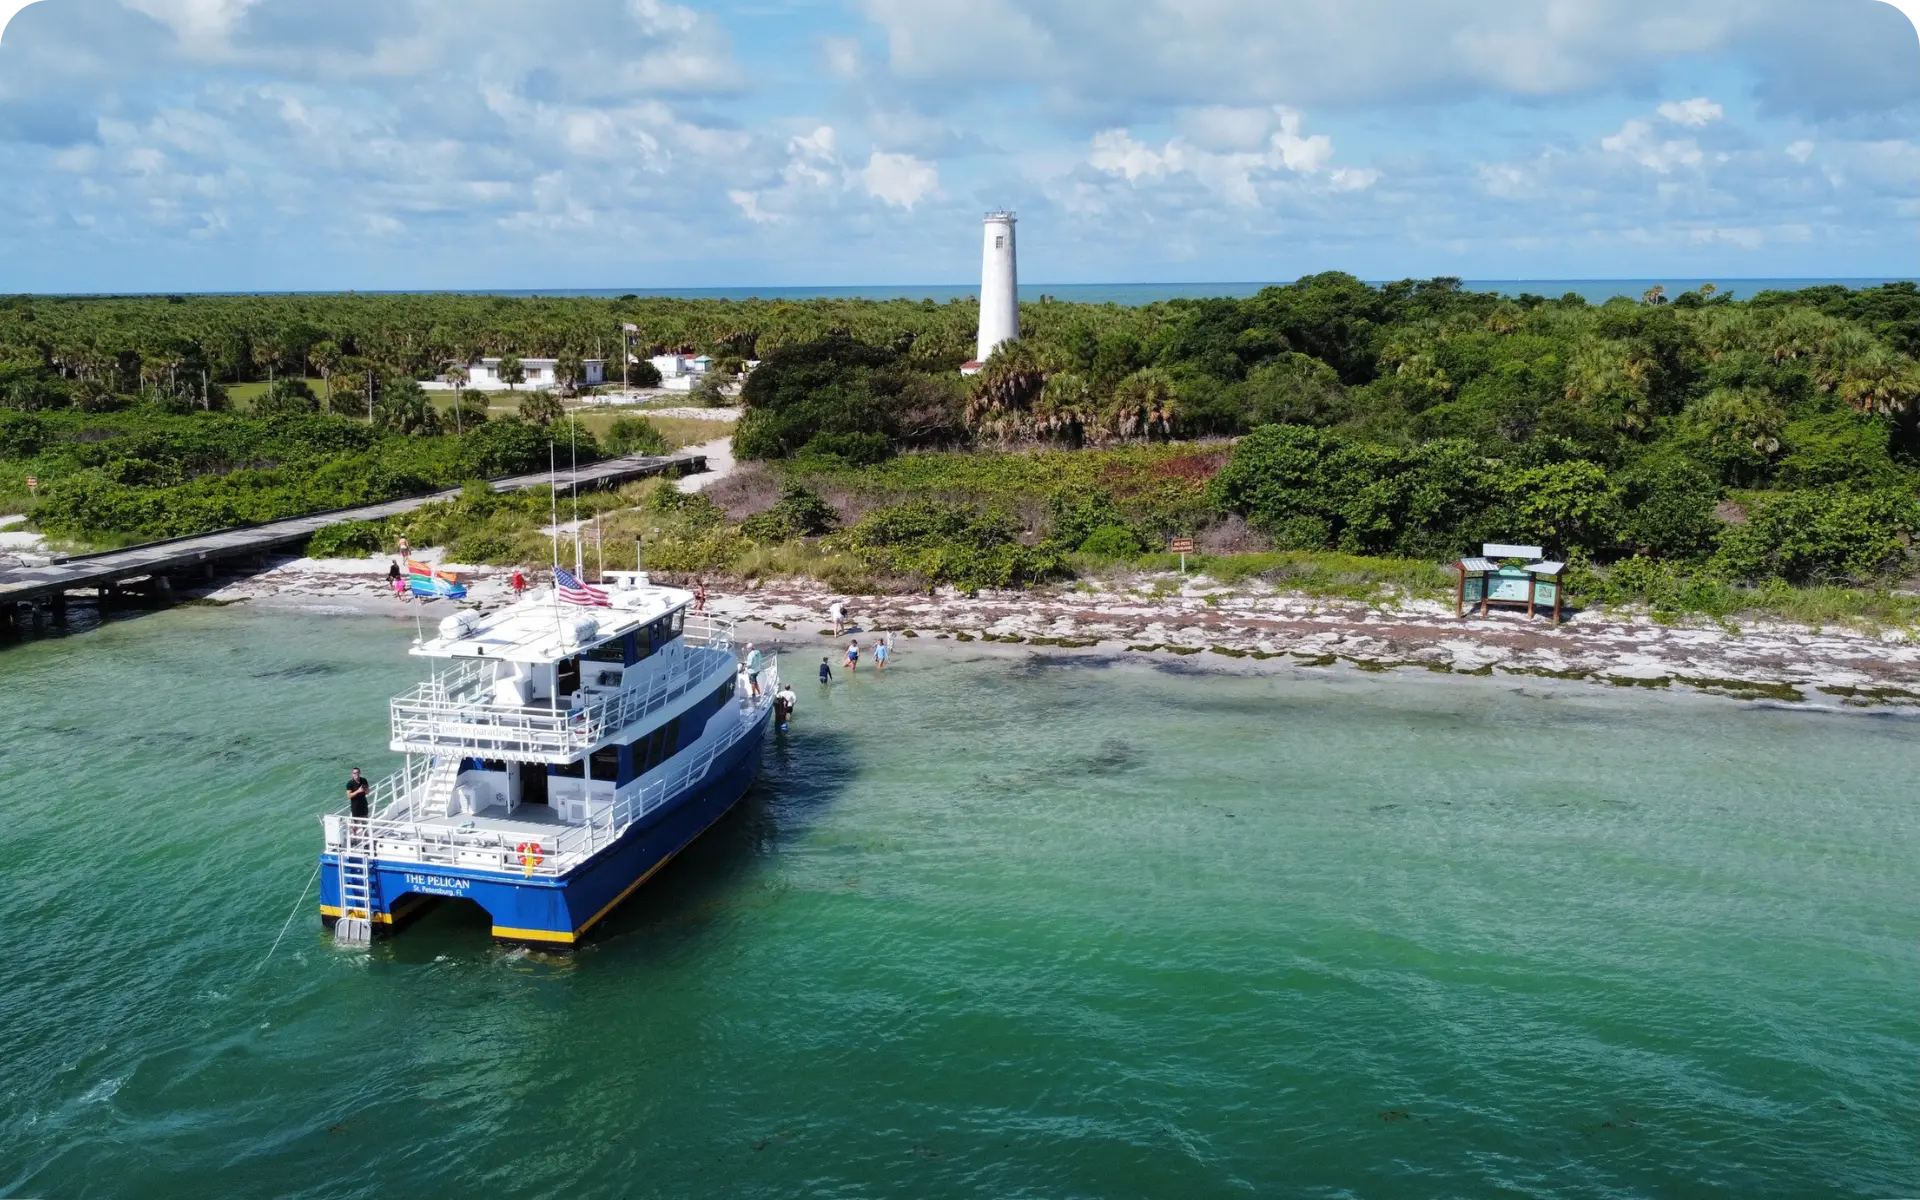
[1084,106,1363,206]
[1601,118,1706,173]
[857,150,937,208]
[853,0,1919,119]
[1658,96,1724,127]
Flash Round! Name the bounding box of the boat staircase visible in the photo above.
[334,819,378,946]
[422,755,461,816]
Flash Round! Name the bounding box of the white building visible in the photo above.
[973,211,1019,367]
[426,358,605,392]
[650,353,714,393]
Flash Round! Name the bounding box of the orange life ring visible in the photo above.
[517,840,544,876]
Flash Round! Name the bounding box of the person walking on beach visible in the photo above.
[818,656,833,685]
[695,581,708,612]
[745,643,763,699]
[874,633,890,672]
[845,638,859,674]
[830,600,845,636]
[346,768,370,819]
[510,567,526,600]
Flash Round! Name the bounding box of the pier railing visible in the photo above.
[388,642,735,760]
[325,676,775,878]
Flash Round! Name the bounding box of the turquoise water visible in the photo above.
[2,608,1917,1198]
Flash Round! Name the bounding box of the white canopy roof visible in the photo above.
[410,583,691,664]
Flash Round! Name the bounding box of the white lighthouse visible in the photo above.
[975,211,1019,364]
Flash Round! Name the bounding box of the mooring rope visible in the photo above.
[256,860,321,975]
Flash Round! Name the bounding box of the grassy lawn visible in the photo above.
[230,377,327,408]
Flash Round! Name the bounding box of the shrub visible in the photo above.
[1616,456,1721,560]
[740,484,840,542]
[1711,488,1919,584]
[834,501,1067,588]
[253,378,319,417]
[307,519,387,558]
[793,430,892,467]
[604,415,669,456]
[1078,525,1144,558]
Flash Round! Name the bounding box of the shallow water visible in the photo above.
[2,608,1916,1198]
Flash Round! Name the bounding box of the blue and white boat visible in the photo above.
[320,571,776,947]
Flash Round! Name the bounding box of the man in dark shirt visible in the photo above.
[818,656,833,685]
[346,768,370,818]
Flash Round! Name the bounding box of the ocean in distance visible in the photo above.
[2,606,1916,1198]
[85,279,1920,306]
[477,279,1916,305]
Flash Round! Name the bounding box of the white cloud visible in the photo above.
[121,0,262,52]
[1786,139,1815,162]
[858,150,938,208]
[729,188,779,224]
[1657,96,1724,127]
[1084,107,1368,206]
[1601,118,1704,173]
[1689,226,1763,249]
[820,35,863,79]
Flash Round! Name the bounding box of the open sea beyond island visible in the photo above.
[2,606,1916,1198]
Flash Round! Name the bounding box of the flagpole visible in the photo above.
[548,440,560,581]
[570,415,584,580]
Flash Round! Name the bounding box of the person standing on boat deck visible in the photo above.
[346,768,370,819]
[745,643,763,698]
[830,601,844,636]
[510,568,526,600]
[818,656,833,685]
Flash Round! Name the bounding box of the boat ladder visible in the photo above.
[334,819,378,946]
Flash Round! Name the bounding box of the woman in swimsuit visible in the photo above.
[845,639,859,673]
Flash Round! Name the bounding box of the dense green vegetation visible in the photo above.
[9,279,1920,618]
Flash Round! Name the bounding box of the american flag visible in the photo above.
[554,566,609,607]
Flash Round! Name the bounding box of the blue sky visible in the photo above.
[0,0,1918,291]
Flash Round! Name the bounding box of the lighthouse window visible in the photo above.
[995,236,1004,249]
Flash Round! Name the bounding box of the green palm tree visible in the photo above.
[444,361,470,434]
[497,352,525,391]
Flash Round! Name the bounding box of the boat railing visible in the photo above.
[682,612,734,649]
[388,642,735,759]
[325,677,776,877]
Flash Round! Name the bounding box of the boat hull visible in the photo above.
[321,707,769,946]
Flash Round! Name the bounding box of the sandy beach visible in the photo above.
[169,551,1920,707]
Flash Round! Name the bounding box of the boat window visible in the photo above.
[623,631,640,665]
[479,758,506,773]
[648,726,668,767]
[551,760,585,779]
[664,717,681,757]
[585,639,625,663]
[589,746,620,781]
[671,609,685,636]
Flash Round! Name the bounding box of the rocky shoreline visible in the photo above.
[169,552,1920,709]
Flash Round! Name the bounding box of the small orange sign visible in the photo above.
[25,475,37,492]
[1169,537,1194,554]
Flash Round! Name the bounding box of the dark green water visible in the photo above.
[2,608,1916,1198]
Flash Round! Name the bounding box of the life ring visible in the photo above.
[517,841,544,876]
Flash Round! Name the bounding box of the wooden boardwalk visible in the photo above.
[0,450,705,613]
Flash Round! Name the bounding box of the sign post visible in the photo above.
[1169,536,1194,574]
[25,475,37,496]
